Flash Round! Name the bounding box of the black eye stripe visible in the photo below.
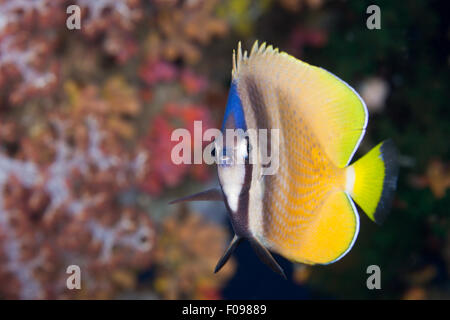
[246,137,250,155]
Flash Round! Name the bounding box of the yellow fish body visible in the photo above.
[170,41,398,277]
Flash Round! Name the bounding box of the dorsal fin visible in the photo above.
[232,40,368,167]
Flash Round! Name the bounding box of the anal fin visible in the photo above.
[249,237,286,279]
[214,234,241,273]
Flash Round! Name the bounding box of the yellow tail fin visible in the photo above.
[345,140,399,224]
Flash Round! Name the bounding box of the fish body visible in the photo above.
[170,41,398,276]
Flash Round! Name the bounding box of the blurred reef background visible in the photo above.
[0,0,448,299]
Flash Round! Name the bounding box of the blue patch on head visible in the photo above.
[222,82,247,131]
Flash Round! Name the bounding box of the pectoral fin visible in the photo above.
[169,188,224,204]
[214,234,242,273]
[249,237,286,279]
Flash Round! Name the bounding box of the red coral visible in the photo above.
[153,210,235,299]
[0,0,64,105]
[139,59,178,86]
[0,109,155,299]
[145,0,228,64]
[141,103,214,195]
[0,0,233,300]
[180,68,208,94]
[78,0,143,36]
[139,60,208,95]
[77,0,143,61]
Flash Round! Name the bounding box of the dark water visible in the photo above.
[222,240,311,299]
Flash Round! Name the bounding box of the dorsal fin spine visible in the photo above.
[232,40,281,81]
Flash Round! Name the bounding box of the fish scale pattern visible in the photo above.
[233,41,360,264]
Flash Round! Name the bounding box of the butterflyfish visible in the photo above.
[170,41,399,278]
